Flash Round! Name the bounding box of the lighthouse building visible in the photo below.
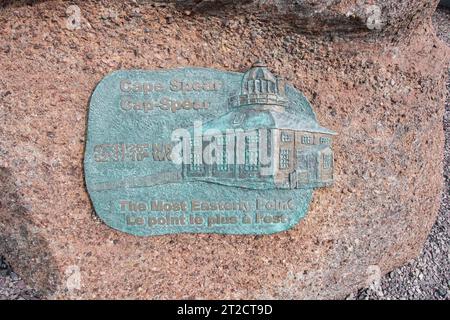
[182,62,335,189]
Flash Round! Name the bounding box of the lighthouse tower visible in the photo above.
[229,61,288,112]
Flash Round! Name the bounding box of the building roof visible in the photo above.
[201,109,336,135]
[188,62,335,137]
[244,62,277,83]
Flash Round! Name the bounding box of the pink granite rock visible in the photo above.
[0,0,448,298]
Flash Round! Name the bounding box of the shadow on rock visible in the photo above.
[0,0,47,8]
[169,0,370,35]
[0,167,60,297]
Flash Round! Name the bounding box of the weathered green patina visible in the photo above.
[84,62,335,235]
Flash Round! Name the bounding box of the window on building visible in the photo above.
[302,135,313,144]
[320,137,330,144]
[191,138,202,171]
[323,154,332,169]
[281,131,292,142]
[254,79,261,93]
[233,113,245,125]
[216,135,228,171]
[244,133,259,171]
[280,149,290,169]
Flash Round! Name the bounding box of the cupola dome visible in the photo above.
[229,61,288,111]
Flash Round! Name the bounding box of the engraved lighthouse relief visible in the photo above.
[180,61,335,190]
[84,62,336,236]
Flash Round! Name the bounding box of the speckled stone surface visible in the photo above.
[0,0,449,299]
